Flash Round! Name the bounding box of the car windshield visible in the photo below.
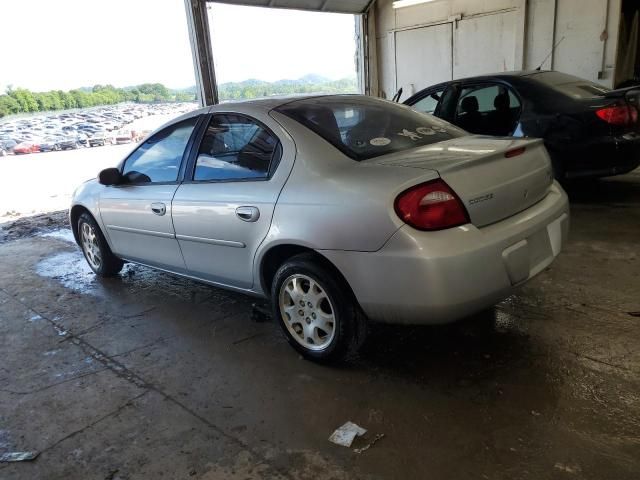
[532,71,611,99]
[275,95,463,161]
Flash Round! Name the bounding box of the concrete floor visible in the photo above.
[1,173,639,480]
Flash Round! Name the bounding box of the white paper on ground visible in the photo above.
[328,421,367,447]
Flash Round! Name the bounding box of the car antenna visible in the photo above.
[391,87,403,103]
[536,36,565,71]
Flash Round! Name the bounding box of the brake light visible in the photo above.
[394,179,470,231]
[596,104,638,126]
[505,147,526,158]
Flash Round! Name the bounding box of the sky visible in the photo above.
[0,0,357,93]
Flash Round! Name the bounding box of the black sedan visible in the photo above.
[403,70,640,179]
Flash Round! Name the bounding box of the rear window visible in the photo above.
[532,71,611,99]
[275,96,463,161]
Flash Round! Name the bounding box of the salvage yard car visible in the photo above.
[70,95,569,362]
[404,70,640,180]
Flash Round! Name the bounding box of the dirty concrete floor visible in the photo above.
[1,174,639,480]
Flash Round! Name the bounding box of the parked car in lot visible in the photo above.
[89,131,113,147]
[114,130,133,144]
[404,70,640,179]
[70,95,569,362]
[1,139,17,156]
[13,141,40,154]
[58,135,83,150]
[38,137,62,152]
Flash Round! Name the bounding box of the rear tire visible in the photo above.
[77,212,124,277]
[271,253,367,363]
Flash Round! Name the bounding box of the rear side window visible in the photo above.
[276,96,463,161]
[193,114,280,181]
[531,71,611,99]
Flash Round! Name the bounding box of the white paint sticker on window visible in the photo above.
[397,129,422,141]
[370,137,391,146]
[416,127,436,136]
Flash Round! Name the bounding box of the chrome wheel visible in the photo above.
[279,274,336,351]
[80,221,102,271]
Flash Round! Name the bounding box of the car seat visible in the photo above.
[457,96,482,133]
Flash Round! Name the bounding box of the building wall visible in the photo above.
[372,0,622,98]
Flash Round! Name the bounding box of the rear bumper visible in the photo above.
[322,182,569,325]
[556,134,640,178]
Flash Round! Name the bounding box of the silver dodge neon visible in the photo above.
[70,95,569,362]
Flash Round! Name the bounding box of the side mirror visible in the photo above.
[98,167,122,186]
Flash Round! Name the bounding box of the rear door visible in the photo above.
[99,115,200,272]
[453,82,522,136]
[171,113,294,290]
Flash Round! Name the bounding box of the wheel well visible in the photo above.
[69,205,91,243]
[260,245,354,298]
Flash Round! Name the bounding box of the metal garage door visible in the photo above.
[553,0,608,83]
[395,23,453,96]
[453,11,518,78]
[394,10,518,95]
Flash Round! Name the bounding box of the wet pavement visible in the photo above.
[0,173,639,479]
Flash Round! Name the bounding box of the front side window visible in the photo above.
[193,114,280,181]
[455,84,521,136]
[122,116,198,183]
[411,88,445,114]
[276,95,463,161]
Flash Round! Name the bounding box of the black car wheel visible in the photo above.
[271,253,367,363]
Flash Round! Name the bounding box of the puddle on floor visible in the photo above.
[35,251,99,294]
[41,228,76,244]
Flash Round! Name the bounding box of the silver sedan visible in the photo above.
[70,95,569,362]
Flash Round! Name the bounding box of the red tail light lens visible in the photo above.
[505,146,526,158]
[394,179,470,231]
[596,105,638,126]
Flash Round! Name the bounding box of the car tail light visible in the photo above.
[394,179,470,231]
[595,104,639,126]
[505,146,526,158]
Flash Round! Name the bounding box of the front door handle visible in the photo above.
[236,206,260,222]
[150,202,166,216]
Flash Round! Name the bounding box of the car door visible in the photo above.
[172,112,294,290]
[407,86,447,116]
[453,82,522,136]
[99,115,201,272]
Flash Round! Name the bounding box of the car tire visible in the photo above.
[271,253,367,363]
[77,212,124,277]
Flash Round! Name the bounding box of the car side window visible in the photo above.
[454,84,521,136]
[411,88,445,115]
[193,114,280,181]
[121,116,198,184]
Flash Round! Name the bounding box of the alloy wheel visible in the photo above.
[80,222,102,271]
[279,274,336,351]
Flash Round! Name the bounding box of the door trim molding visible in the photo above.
[176,234,246,248]
[107,225,175,239]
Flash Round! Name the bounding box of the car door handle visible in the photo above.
[235,206,260,222]
[150,202,166,216]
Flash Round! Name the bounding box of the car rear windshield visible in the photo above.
[531,71,611,99]
[275,96,463,161]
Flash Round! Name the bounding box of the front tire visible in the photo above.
[271,253,367,363]
[77,212,124,276]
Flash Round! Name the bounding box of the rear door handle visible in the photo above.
[150,202,166,216]
[235,206,260,222]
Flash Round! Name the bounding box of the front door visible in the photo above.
[99,115,200,272]
[172,113,293,290]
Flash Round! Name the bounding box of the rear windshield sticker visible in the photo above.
[397,129,422,141]
[370,137,391,146]
[416,127,436,136]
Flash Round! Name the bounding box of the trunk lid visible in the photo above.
[369,136,554,228]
